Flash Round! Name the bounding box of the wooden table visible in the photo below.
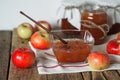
[1,29,120,80]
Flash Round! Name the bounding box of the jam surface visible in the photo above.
[52,40,92,63]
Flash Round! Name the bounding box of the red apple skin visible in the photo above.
[107,33,120,55]
[12,47,36,68]
[17,22,34,39]
[35,20,51,32]
[30,31,51,49]
[106,39,120,55]
[88,51,110,70]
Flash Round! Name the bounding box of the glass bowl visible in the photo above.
[50,30,94,64]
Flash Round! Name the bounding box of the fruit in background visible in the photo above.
[30,31,51,49]
[12,47,36,68]
[17,22,34,39]
[35,20,51,32]
[107,33,120,55]
[88,51,110,70]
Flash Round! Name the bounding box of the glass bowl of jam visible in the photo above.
[50,30,94,64]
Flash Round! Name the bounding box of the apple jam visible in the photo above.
[61,18,77,30]
[52,40,92,63]
[81,10,108,25]
[81,9,109,45]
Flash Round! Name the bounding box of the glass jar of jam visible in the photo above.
[81,9,109,45]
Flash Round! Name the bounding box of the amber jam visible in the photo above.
[81,9,109,45]
[61,18,77,30]
[52,40,92,63]
[81,10,108,25]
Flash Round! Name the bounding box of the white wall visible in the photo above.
[0,0,61,30]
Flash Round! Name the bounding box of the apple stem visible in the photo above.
[20,11,68,44]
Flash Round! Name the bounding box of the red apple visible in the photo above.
[17,22,34,39]
[107,33,120,55]
[12,47,36,68]
[88,51,110,70]
[35,20,51,32]
[30,31,51,49]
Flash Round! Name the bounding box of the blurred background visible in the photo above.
[0,0,61,30]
